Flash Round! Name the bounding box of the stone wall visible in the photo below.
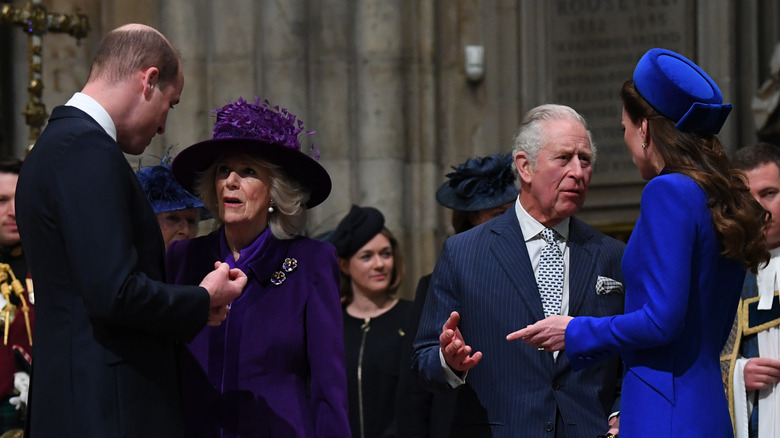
[3,0,780,298]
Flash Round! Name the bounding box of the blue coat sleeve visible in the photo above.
[566,176,699,367]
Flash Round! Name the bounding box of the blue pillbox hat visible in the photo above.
[633,48,732,134]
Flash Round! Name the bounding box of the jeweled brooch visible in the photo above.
[282,258,298,272]
[270,257,298,286]
[270,271,286,286]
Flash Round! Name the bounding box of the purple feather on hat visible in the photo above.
[212,98,320,159]
[171,97,333,208]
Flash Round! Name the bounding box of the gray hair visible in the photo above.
[511,104,596,187]
[195,154,310,240]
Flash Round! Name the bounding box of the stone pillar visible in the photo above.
[157,0,210,161]
[352,1,408,295]
[404,0,439,291]
[353,1,405,227]
[259,0,307,112]
[697,0,738,154]
[207,0,257,107]
[489,0,520,152]
[307,0,354,236]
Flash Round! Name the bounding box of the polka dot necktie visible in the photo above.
[537,228,564,318]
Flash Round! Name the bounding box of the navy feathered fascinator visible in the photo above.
[435,153,518,212]
[136,164,208,217]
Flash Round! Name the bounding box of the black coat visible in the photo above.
[395,274,458,438]
[343,299,413,438]
[16,105,210,437]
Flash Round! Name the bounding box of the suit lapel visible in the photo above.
[489,211,546,320]
[567,217,596,316]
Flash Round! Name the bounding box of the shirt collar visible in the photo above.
[514,198,570,243]
[65,92,117,141]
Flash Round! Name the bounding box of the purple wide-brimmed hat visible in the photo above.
[172,98,332,208]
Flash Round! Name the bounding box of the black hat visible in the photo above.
[435,153,517,212]
[329,205,385,258]
[172,98,331,208]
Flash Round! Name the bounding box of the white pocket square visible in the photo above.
[596,276,624,295]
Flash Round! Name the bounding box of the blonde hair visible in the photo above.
[195,154,310,240]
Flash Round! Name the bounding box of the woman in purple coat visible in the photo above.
[166,98,350,437]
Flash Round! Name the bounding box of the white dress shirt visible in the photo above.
[65,92,116,141]
[440,199,572,386]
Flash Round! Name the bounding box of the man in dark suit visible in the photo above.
[396,153,516,438]
[412,104,624,438]
[15,24,246,437]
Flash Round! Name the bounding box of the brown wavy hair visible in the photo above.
[622,80,769,272]
[339,227,406,305]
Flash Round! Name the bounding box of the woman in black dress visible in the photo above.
[330,205,412,438]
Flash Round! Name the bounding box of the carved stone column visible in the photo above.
[205,0,257,119]
[353,0,405,239]
[259,0,307,111]
[403,0,439,289]
[307,0,353,236]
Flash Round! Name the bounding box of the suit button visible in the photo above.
[545,422,554,431]
[552,382,560,390]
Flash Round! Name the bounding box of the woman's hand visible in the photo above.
[506,315,573,352]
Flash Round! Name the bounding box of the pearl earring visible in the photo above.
[268,203,275,213]
[641,142,647,150]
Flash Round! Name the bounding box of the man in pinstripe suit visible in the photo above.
[412,104,625,438]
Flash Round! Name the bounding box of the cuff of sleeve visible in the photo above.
[439,348,467,388]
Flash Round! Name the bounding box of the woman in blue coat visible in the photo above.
[510,48,769,436]
[166,98,350,437]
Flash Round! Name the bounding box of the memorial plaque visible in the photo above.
[546,0,695,186]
